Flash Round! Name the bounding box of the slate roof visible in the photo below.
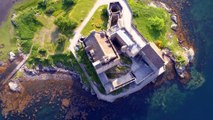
[84,32,117,63]
[142,43,165,69]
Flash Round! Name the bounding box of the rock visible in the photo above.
[171,23,178,31]
[175,65,186,78]
[8,82,21,92]
[62,99,70,108]
[171,14,178,24]
[9,52,16,62]
[90,89,95,95]
[42,67,57,73]
[11,13,17,27]
[159,2,172,13]
[24,67,38,76]
[187,48,195,62]
[0,61,4,66]
[0,43,5,48]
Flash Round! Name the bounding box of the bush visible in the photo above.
[38,48,47,56]
[63,0,76,8]
[37,0,47,9]
[54,16,77,36]
[56,33,68,44]
[20,40,32,53]
[15,11,42,39]
[148,16,165,32]
[45,6,56,15]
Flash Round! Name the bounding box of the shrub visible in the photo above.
[15,11,42,39]
[37,0,47,9]
[148,16,165,32]
[38,48,47,56]
[45,6,56,15]
[56,33,68,44]
[63,0,76,8]
[54,16,77,36]
[20,40,32,53]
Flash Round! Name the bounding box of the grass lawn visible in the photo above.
[69,0,97,24]
[0,20,17,61]
[0,0,39,61]
[128,0,187,65]
[77,46,105,93]
[81,5,108,36]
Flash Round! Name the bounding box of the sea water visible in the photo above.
[0,0,212,119]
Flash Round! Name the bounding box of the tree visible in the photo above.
[38,48,47,56]
[45,6,56,15]
[63,0,76,8]
[54,16,77,35]
[148,16,165,32]
[37,0,47,9]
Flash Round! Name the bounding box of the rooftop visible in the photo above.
[141,43,165,69]
[84,31,117,63]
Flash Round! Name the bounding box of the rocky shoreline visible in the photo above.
[149,0,195,84]
[0,0,197,118]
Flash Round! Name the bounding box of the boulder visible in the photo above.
[9,52,16,62]
[8,82,21,92]
[171,14,178,24]
[187,48,195,62]
[11,13,17,27]
[171,23,178,31]
[175,65,186,78]
[0,61,3,66]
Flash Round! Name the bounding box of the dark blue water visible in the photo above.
[0,0,213,119]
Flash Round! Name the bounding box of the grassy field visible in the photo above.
[0,0,40,61]
[77,46,105,93]
[128,0,187,65]
[81,5,108,36]
[69,0,97,24]
[0,20,17,61]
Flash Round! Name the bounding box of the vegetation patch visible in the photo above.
[81,5,108,36]
[54,16,77,36]
[128,0,187,65]
[69,0,97,24]
[77,46,105,93]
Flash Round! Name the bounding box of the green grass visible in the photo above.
[81,5,108,36]
[0,0,39,61]
[128,0,187,65]
[77,46,105,93]
[69,0,97,24]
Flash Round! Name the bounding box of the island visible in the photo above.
[0,0,196,118]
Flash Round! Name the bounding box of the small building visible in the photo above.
[83,31,120,74]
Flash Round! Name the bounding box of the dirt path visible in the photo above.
[1,45,34,85]
[69,0,114,57]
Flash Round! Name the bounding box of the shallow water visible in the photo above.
[0,0,213,119]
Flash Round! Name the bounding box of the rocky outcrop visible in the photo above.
[9,52,16,62]
[8,81,22,92]
[171,22,178,31]
[171,14,178,24]
[186,48,195,63]
[0,61,4,66]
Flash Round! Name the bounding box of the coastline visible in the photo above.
[153,0,195,83]
[0,0,198,119]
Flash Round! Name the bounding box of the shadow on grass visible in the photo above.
[148,27,167,40]
[55,42,65,54]
[51,29,59,43]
